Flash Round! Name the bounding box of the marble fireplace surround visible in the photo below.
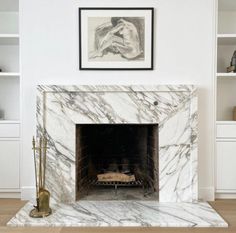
[7,85,228,228]
[36,85,198,203]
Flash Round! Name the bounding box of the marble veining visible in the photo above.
[7,201,227,227]
[36,85,198,203]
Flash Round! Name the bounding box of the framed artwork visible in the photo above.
[79,8,154,70]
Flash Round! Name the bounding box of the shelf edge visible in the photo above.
[0,72,20,76]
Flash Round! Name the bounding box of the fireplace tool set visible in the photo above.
[29,136,52,218]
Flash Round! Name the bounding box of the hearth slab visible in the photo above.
[7,201,227,227]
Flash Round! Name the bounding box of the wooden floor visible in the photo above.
[0,199,236,233]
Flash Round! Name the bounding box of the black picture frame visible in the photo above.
[79,8,154,70]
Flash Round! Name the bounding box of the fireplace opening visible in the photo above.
[76,124,159,201]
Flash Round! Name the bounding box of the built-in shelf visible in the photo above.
[217,121,236,124]
[0,34,19,45]
[0,1,20,122]
[215,0,236,195]
[0,72,20,77]
[0,0,20,194]
[217,73,236,77]
[217,34,236,45]
[0,34,19,38]
[0,120,20,124]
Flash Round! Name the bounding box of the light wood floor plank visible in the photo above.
[0,199,26,215]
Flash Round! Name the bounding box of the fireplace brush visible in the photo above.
[30,136,52,218]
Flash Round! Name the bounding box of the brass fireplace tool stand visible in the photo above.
[30,136,52,218]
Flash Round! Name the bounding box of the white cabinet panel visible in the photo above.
[0,123,20,137]
[217,141,236,191]
[217,124,236,138]
[0,140,19,189]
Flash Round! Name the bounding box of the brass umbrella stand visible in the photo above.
[30,136,52,218]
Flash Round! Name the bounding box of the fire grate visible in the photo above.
[88,179,144,196]
[91,179,143,187]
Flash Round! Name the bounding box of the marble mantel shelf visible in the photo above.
[36,85,196,92]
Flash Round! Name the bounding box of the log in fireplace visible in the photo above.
[76,124,159,201]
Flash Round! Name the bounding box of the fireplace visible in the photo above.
[7,85,229,227]
[76,124,158,200]
[37,85,198,203]
[9,86,229,227]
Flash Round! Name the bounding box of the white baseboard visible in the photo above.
[215,193,236,199]
[0,192,21,198]
[21,186,35,201]
[199,187,215,201]
[0,189,21,198]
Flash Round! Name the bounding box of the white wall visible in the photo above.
[20,0,216,200]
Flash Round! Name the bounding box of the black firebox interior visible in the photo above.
[76,124,158,200]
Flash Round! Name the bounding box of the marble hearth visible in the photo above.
[8,201,227,227]
[7,85,228,227]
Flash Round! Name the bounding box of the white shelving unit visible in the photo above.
[215,0,236,198]
[217,0,236,121]
[0,0,19,121]
[0,0,20,198]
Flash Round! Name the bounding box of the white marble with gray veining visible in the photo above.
[8,85,227,228]
[7,201,227,227]
[36,85,198,203]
